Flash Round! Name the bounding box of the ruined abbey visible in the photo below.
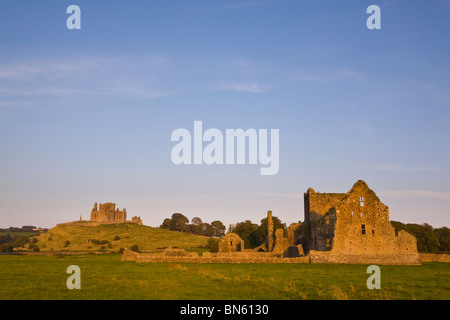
[298,180,420,264]
[123,180,421,265]
[90,202,143,225]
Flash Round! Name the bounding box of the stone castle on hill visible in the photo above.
[90,202,143,225]
[123,180,422,265]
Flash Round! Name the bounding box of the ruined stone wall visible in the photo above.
[131,216,143,225]
[219,233,244,253]
[303,189,344,251]
[98,203,116,221]
[122,249,310,264]
[299,181,420,265]
[122,248,140,261]
[267,211,274,251]
[331,181,418,256]
[309,208,336,251]
[419,253,450,263]
[90,202,127,222]
[309,250,421,265]
[287,223,300,245]
[272,229,291,254]
[304,188,345,223]
[284,245,304,258]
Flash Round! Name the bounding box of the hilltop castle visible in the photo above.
[90,202,143,225]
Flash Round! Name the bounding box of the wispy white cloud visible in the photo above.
[217,82,264,93]
[0,56,172,103]
[293,74,331,83]
[215,59,251,70]
[0,64,42,79]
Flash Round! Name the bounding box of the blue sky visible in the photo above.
[0,0,449,229]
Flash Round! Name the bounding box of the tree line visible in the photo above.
[159,213,226,237]
[0,234,30,252]
[159,213,288,250]
[228,215,287,249]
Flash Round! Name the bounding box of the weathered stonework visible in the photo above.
[309,251,421,265]
[90,202,143,225]
[122,249,310,264]
[267,210,274,252]
[272,229,290,254]
[217,211,304,259]
[91,202,127,222]
[284,245,304,258]
[298,180,420,265]
[419,253,450,263]
[121,180,423,265]
[218,233,244,253]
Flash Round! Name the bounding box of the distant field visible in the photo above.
[18,222,209,252]
[0,254,448,300]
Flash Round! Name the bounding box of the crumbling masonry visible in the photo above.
[123,180,421,264]
[90,202,143,225]
[299,180,420,264]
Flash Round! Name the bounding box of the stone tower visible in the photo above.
[267,210,274,252]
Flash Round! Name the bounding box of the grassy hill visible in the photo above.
[19,222,210,253]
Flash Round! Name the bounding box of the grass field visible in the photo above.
[0,254,448,300]
[1,232,38,237]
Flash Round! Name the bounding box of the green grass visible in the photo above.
[1,232,37,237]
[18,223,209,252]
[0,254,448,300]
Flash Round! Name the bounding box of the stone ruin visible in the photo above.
[90,202,143,225]
[218,211,303,259]
[299,180,420,264]
[122,180,424,265]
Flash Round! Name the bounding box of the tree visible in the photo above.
[159,218,172,229]
[231,220,259,249]
[169,213,190,232]
[201,223,214,237]
[435,227,450,253]
[0,234,11,245]
[206,238,219,252]
[0,243,12,252]
[211,220,226,238]
[190,217,203,235]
